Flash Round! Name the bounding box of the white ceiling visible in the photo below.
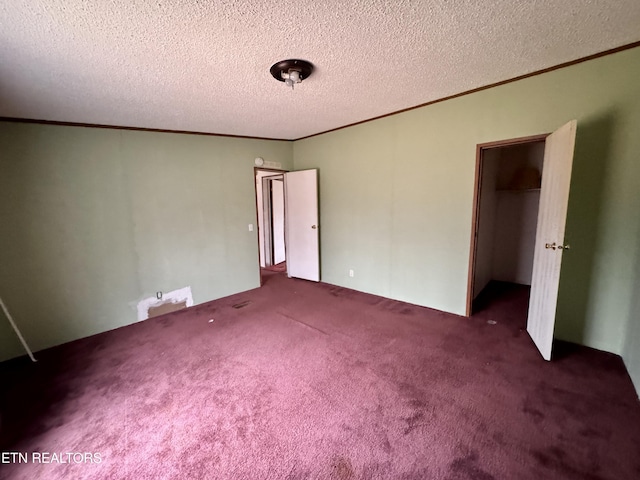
[1,1,639,140]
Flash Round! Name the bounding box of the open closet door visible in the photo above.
[285,169,320,282]
[527,120,577,360]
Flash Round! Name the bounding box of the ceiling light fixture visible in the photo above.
[270,59,314,90]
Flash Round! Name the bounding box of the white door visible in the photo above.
[285,169,320,281]
[527,120,577,360]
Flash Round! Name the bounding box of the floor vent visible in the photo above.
[232,301,251,309]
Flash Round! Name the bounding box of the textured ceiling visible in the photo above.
[1,1,639,140]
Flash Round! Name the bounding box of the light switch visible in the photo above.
[248,224,254,232]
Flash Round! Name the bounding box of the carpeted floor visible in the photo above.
[1,274,639,479]
[263,262,287,273]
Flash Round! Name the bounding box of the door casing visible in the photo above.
[466,133,549,316]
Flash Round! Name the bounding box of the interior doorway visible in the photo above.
[255,168,288,283]
[467,135,548,318]
[266,176,286,266]
[254,167,321,285]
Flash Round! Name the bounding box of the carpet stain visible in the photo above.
[579,426,611,440]
[285,468,312,480]
[491,431,507,447]
[408,398,427,409]
[532,446,607,480]
[107,357,124,368]
[381,436,392,454]
[331,455,355,479]
[448,449,496,480]
[157,317,174,328]
[399,467,432,479]
[327,286,346,298]
[403,410,425,435]
[232,300,251,309]
[522,403,545,423]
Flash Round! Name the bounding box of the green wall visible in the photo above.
[294,47,640,391]
[0,124,292,360]
[1,46,639,394]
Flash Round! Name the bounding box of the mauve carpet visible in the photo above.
[1,273,639,479]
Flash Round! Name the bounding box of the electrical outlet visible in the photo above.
[156,291,163,300]
[349,269,354,278]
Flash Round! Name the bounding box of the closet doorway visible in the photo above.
[469,136,547,314]
[467,121,578,360]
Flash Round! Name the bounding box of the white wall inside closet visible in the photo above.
[473,142,545,298]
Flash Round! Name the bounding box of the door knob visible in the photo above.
[545,242,570,251]
[311,225,317,229]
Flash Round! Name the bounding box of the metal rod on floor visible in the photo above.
[0,296,37,362]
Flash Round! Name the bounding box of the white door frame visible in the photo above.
[254,167,287,273]
[261,174,285,267]
[466,133,549,316]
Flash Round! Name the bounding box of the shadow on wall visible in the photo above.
[0,349,68,451]
[622,212,640,395]
[0,80,28,359]
[0,306,25,360]
[0,125,61,361]
[555,113,615,345]
[0,123,54,451]
[0,123,34,361]
[0,123,98,453]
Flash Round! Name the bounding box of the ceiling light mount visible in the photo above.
[270,59,314,89]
